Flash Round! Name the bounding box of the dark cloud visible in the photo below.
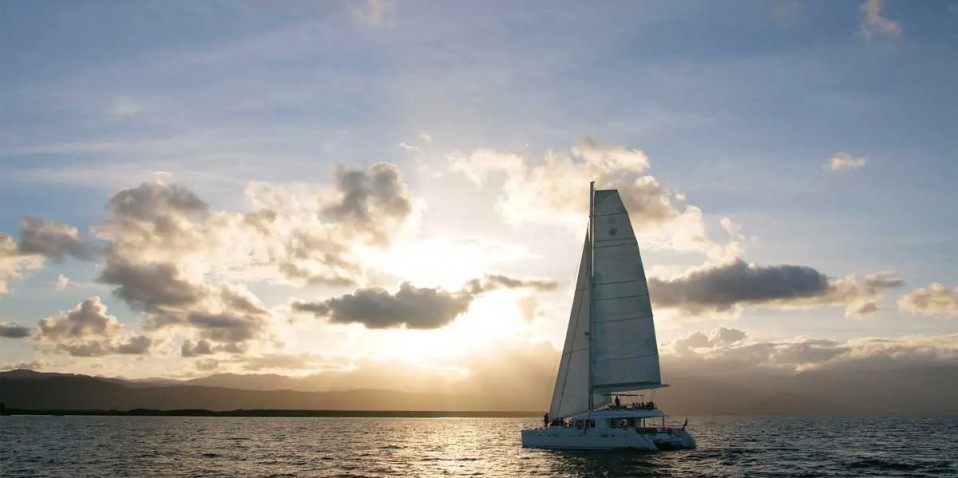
[293,272,556,330]
[278,261,356,287]
[17,216,96,261]
[865,272,904,289]
[116,335,152,355]
[321,163,413,245]
[294,282,471,329]
[181,339,214,357]
[0,322,32,339]
[673,327,748,352]
[850,302,880,316]
[463,274,558,295]
[99,261,202,312]
[649,258,831,314]
[35,297,151,357]
[107,181,208,222]
[186,312,263,343]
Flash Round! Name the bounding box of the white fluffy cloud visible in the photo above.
[36,297,152,357]
[899,283,958,318]
[89,163,418,351]
[826,152,868,171]
[0,234,43,295]
[668,327,957,371]
[860,0,902,39]
[449,138,739,259]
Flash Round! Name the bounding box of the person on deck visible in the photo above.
[543,413,549,428]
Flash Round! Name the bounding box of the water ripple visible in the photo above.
[1,415,956,477]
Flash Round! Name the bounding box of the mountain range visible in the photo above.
[2,362,956,415]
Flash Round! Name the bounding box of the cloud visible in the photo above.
[463,274,558,295]
[0,360,47,371]
[826,152,868,172]
[181,339,214,357]
[649,259,901,317]
[673,327,748,352]
[35,297,152,357]
[449,138,736,258]
[899,283,958,318]
[320,163,413,246]
[55,274,76,291]
[294,282,471,329]
[0,322,33,339]
[17,216,96,261]
[0,216,98,294]
[865,271,905,289]
[293,273,557,329]
[860,0,902,39]
[352,0,395,28]
[0,233,47,295]
[668,329,957,372]
[91,164,417,348]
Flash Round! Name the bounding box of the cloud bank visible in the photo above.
[294,274,556,329]
[649,259,902,317]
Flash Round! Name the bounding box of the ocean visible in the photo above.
[1,415,955,477]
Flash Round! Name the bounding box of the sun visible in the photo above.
[360,236,531,290]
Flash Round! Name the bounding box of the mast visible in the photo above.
[587,180,595,414]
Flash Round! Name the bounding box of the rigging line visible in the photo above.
[545,348,561,411]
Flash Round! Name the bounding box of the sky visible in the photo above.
[0,0,956,397]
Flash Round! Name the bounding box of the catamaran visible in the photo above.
[521,182,696,451]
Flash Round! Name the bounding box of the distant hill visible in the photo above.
[0,372,501,412]
[2,363,956,415]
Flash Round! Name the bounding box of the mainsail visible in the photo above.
[590,189,662,393]
[548,188,662,418]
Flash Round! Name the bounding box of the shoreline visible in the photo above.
[0,408,542,418]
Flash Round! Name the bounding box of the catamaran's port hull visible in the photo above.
[520,427,695,451]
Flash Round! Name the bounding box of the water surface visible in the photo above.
[1,415,955,477]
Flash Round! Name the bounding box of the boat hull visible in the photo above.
[521,427,658,450]
[521,426,695,451]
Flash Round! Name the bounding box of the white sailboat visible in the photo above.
[521,182,696,451]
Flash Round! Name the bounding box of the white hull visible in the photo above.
[521,426,695,451]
